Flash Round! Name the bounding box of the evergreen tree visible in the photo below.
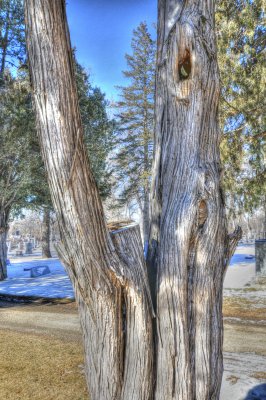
[75,61,115,199]
[0,0,47,276]
[0,0,25,83]
[27,62,116,258]
[0,0,33,279]
[114,11,265,237]
[114,22,156,243]
[28,61,115,209]
[0,63,116,278]
[216,0,266,223]
[0,0,115,279]
[0,71,37,279]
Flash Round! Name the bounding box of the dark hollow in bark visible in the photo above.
[178,48,191,80]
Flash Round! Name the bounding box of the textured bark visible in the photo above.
[0,211,9,281]
[25,1,241,399]
[41,208,52,258]
[25,2,153,399]
[110,224,153,400]
[147,1,240,399]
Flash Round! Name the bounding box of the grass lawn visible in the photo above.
[0,329,88,400]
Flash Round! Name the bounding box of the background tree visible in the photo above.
[0,0,116,276]
[29,61,116,259]
[40,208,52,257]
[114,7,266,244]
[114,22,155,243]
[75,60,115,199]
[27,172,54,258]
[0,0,25,83]
[216,0,266,226]
[0,0,41,279]
[0,71,37,279]
[0,0,30,279]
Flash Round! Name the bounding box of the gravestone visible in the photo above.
[16,242,24,256]
[25,242,33,254]
[255,239,266,274]
[7,241,11,254]
[24,265,51,278]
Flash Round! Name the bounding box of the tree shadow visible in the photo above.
[244,384,266,400]
[230,252,255,267]
[0,258,74,299]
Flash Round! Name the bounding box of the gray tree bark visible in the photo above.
[41,208,52,258]
[25,0,241,399]
[25,2,153,399]
[147,1,241,399]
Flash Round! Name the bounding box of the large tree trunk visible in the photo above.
[41,208,52,258]
[0,210,9,281]
[147,1,240,399]
[25,2,153,399]
[25,1,241,399]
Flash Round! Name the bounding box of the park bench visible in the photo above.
[24,265,51,278]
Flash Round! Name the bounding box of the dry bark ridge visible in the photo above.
[147,1,241,399]
[25,0,241,399]
[25,1,153,399]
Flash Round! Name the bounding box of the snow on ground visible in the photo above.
[0,255,74,299]
[0,243,259,299]
[224,244,256,289]
[0,245,265,399]
[221,353,266,400]
[224,244,266,309]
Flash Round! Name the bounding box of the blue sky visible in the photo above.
[66,0,156,101]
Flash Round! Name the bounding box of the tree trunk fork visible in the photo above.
[25,1,241,399]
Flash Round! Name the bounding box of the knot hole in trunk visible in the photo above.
[178,49,191,81]
[198,200,208,228]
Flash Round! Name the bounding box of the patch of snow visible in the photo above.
[0,257,74,299]
[224,244,256,289]
[224,317,266,326]
[221,352,266,400]
[224,289,266,302]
